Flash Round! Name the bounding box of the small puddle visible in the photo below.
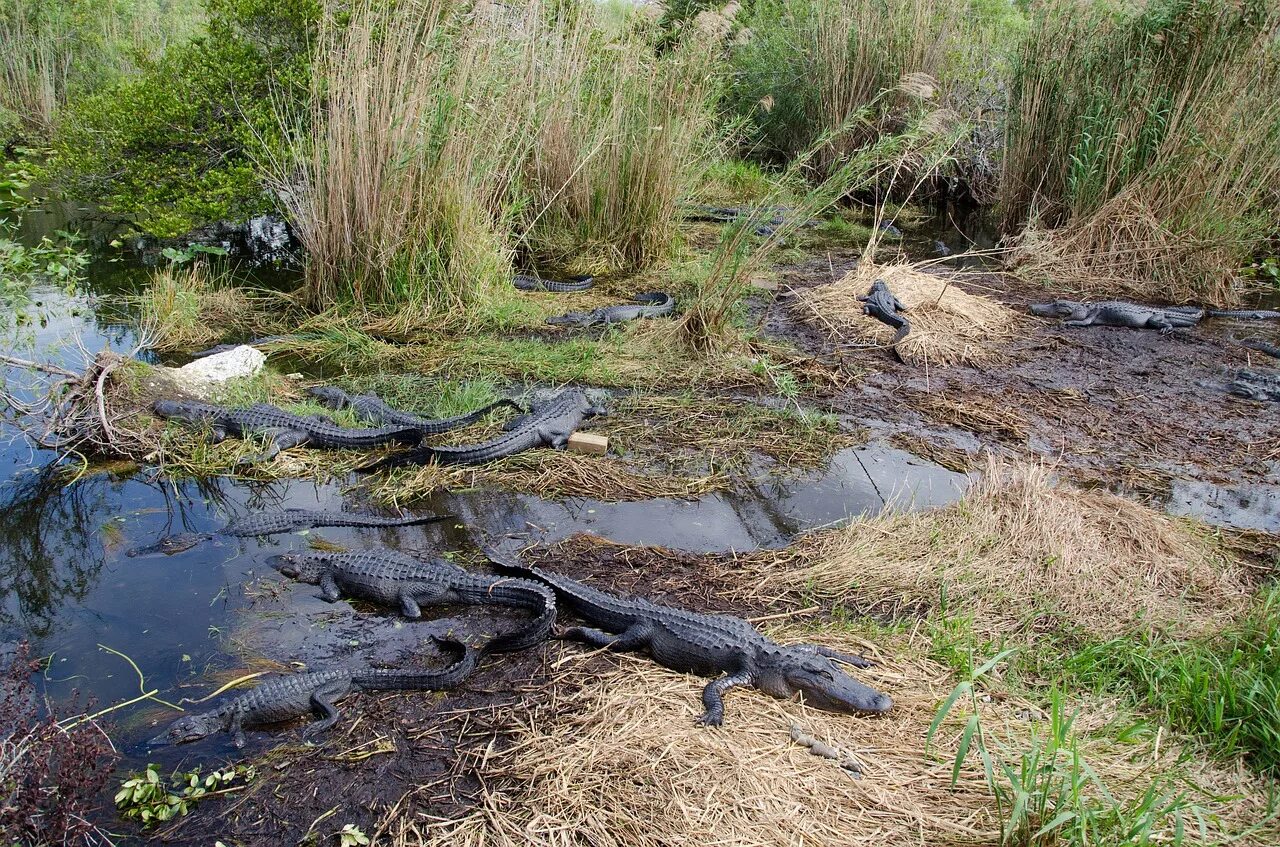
[1163,477,1280,532]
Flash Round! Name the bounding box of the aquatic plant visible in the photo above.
[115,762,256,827]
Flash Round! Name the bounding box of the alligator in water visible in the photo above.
[153,400,423,462]
[150,637,477,747]
[546,292,675,328]
[306,386,523,434]
[269,548,556,654]
[1029,300,1204,333]
[491,554,892,726]
[513,273,594,292]
[358,388,605,470]
[857,279,911,359]
[1228,369,1280,402]
[126,509,450,557]
[189,335,294,359]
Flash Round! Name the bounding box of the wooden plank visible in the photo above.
[567,432,609,455]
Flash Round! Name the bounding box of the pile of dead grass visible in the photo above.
[798,262,1019,367]
[767,459,1247,639]
[413,645,1272,847]
[910,391,1029,441]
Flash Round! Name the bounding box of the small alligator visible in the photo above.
[269,548,556,654]
[189,335,294,359]
[126,509,449,557]
[857,279,911,358]
[150,637,477,747]
[492,555,892,726]
[306,386,523,434]
[1228,369,1280,402]
[358,388,605,470]
[1029,300,1204,333]
[546,292,675,328]
[513,273,594,292]
[1239,337,1280,359]
[153,400,423,462]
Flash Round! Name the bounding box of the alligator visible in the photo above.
[306,386,523,434]
[358,388,605,470]
[857,279,911,359]
[189,335,294,359]
[152,400,423,462]
[1228,369,1280,402]
[513,273,595,292]
[269,548,556,654]
[490,554,892,726]
[1239,337,1280,359]
[150,636,477,748]
[545,292,675,328]
[1029,300,1204,333]
[681,205,819,236]
[126,509,449,557]
[1208,309,1280,320]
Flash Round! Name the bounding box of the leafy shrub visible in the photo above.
[53,0,320,237]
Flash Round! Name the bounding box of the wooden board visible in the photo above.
[567,432,609,455]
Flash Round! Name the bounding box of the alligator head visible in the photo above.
[755,647,892,715]
[149,709,224,745]
[1029,300,1088,320]
[267,552,327,583]
[305,385,351,409]
[126,532,211,557]
[152,399,218,421]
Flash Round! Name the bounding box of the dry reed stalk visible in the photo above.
[797,261,1018,366]
[764,458,1248,640]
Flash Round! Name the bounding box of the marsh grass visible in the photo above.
[137,262,275,353]
[1000,0,1280,302]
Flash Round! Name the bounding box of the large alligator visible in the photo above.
[513,273,594,292]
[858,279,911,359]
[1029,300,1204,333]
[153,400,423,462]
[1228,369,1280,402]
[126,509,449,557]
[358,388,605,470]
[546,292,675,328]
[150,636,477,747]
[269,548,556,654]
[491,554,892,726]
[306,386,523,434]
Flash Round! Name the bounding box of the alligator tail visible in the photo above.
[355,636,480,690]
[322,513,452,529]
[456,580,557,654]
[417,399,525,435]
[355,447,439,473]
[1239,337,1280,359]
[1209,309,1280,319]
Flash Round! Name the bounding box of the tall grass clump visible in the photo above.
[1001,0,1280,303]
[273,0,723,316]
[726,0,954,176]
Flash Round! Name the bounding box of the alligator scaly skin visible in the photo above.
[270,549,556,654]
[857,279,911,354]
[492,556,892,726]
[126,509,449,557]
[1241,337,1280,359]
[306,386,523,434]
[1229,369,1280,401]
[151,641,477,747]
[546,292,675,328]
[1029,300,1203,332]
[513,273,595,292]
[1208,309,1280,319]
[359,389,605,470]
[152,400,423,462]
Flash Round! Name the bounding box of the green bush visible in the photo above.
[53,0,320,237]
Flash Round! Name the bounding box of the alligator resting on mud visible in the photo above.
[151,636,478,747]
[545,292,675,328]
[152,400,423,462]
[1228,369,1280,402]
[1029,300,1204,332]
[858,279,911,359]
[270,548,557,654]
[492,553,892,726]
[127,509,449,557]
[359,388,605,471]
[306,386,523,434]
[1239,337,1280,359]
[513,273,594,292]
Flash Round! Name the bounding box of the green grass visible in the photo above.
[1062,584,1280,775]
[326,374,509,420]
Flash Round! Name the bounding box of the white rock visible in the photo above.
[172,345,265,392]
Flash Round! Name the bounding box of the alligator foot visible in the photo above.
[696,671,753,727]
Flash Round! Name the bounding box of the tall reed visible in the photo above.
[1001,0,1280,302]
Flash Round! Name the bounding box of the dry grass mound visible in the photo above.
[415,646,1271,847]
[798,262,1019,366]
[138,263,273,353]
[767,459,1247,639]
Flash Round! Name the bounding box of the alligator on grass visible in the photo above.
[152,400,423,463]
[858,279,911,360]
[306,386,523,434]
[126,509,449,557]
[490,553,892,726]
[269,548,557,655]
[545,292,675,328]
[150,636,478,747]
[513,273,594,293]
[358,388,605,471]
